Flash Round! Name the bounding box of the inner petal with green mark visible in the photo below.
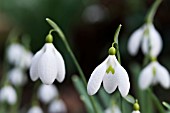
[152,66,156,76]
[106,65,115,74]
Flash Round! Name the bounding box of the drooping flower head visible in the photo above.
[104,104,121,113]
[128,23,162,57]
[139,59,170,90]
[27,106,43,113]
[30,33,65,85]
[132,100,140,113]
[0,85,17,105]
[87,45,130,97]
[37,84,58,104]
[48,99,67,113]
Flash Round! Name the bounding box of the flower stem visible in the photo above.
[46,18,99,113]
[147,88,165,113]
[145,0,162,23]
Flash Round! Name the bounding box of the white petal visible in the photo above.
[128,26,144,56]
[139,63,153,90]
[132,111,140,113]
[142,24,162,57]
[48,99,67,113]
[54,49,65,83]
[30,46,44,81]
[27,106,43,113]
[87,56,109,95]
[155,62,170,89]
[117,65,130,97]
[105,105,121,113]
[38,84,58,104]
[103,72,118,94]
[38,43,58,84]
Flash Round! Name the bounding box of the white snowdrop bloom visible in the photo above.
[30,43,65,85]
[132,111,140,113]
[105,105,121,113]
[38,84,58,104]
[8,68,27,86]
[7,43,25,65]
[27,106,43,113]
[128,23,162,57]
[48,99,67,113]
[87,55,130,97]
[0,86,17,105]
[139,61,170,90]
[20,50,33,69]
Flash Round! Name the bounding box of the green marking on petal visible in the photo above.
[106,65,115,74]
[152,66,156,76]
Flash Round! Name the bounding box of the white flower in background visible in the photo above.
[132,111,140,113]
[7,43,24,65]
[30,43,65,85]
[82,4,108,23]
[7,43,33,69]
[8,68,27,86]
[139,61,170,90]
[0,86,17,105]
[87,51,130,97]
[105,105,121,113]
[38,84,58,104]
[27,106,43,113]
[128,23,162,57]
[48,99,67,113]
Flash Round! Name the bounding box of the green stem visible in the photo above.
[46,18,98,113]
[147,88,165,113]
[145,0,162,23]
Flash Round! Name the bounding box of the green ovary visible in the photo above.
[106,65,115,74]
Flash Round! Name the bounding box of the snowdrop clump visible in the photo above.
[87,46,130,97]
[8,68,27,86]
[38,84,58,104]
[30,34,65,85]
[139,60,170,90]
[27,106,43,113]
[0,85,17,105]
[128,23,162,57]
[7,43,33,69]
[48,99,67,113]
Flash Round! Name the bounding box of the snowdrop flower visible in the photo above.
[128,23,162,57]
[87,47,130,97]
[7,43,33,69]
[132,100,140,113]
[48,99,67,113]
[27,106,43,113]
[38,84,58,104]
[30,34,65,84]
[0,86,17,105]
[8,68,27,86]
[132,111,140,113]
[7,43,25,65]
[139,61,170,90]
[105,105,121,113]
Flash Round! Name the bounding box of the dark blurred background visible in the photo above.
[0,0,170,113]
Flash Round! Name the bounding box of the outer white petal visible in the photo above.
[8,68,27,86]
[48,99,67,113]
[155,62,170,89]
[38,43,58,85]
[27,106,43,113]
[139,63,153,90]
[132,111,140,113]
[87,56,109,95]
[142,24,162,57]
[30,46,44,81]
[128,26,144,56]
[103,72,118,94]
[38,84,58,104]
[117,65,130,97]
[105,105,121,113]
[20,50,33,69]
[54,49,65,83]
[0,86,17,105]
